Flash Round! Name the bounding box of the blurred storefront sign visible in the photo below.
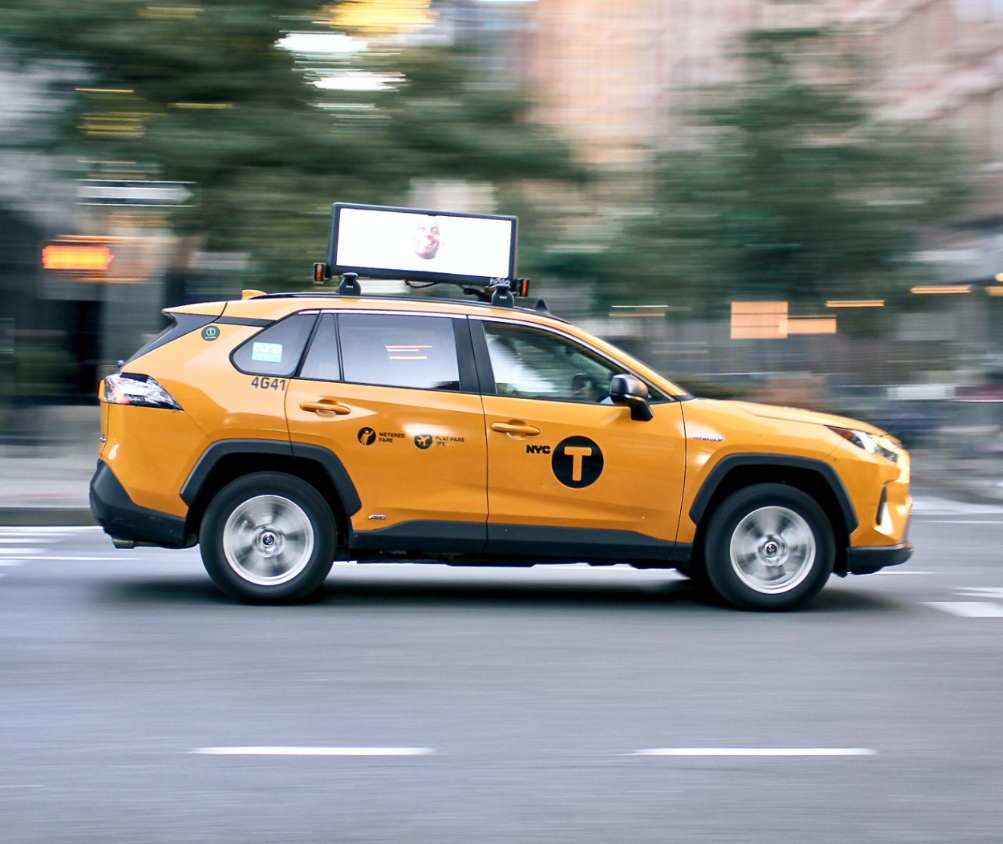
[731,301,789,340]
[41,243,114,272]
[76,179,195,207]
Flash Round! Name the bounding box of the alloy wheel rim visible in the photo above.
[222,494,315,586]
[729,505,815,594]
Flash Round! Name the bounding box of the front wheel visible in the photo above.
[703,484,835,611]
[200,473,336,603]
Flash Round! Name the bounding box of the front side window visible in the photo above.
[481,321,627,403]
[339,313,460,391]
[231,313,317,377]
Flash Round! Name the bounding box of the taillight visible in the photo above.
[103,373,182,410]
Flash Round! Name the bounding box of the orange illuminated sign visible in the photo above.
[42,244,114,272]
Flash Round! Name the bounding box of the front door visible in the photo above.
[285,312,487,551]
[475,318,686,561]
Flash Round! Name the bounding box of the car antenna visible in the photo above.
[534,299,553,317]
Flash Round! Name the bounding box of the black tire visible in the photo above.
[200,472,337,603]
[703,484,835,611]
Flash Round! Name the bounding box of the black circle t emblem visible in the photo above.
[357,427,376,446]
[551,436,603,488]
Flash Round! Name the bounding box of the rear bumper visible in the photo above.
[844,542,913,575]
[89,460,188,547]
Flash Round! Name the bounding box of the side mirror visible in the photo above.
[609,374,653,421]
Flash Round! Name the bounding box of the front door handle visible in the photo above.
[301,400,351,416]
[491,421,541,437]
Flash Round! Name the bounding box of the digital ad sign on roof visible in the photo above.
[326,202,517,285]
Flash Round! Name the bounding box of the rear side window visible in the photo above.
[338,313,460,391]
[232,313,317,377]
[299,314,341,382]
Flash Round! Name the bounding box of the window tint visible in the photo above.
[231,313,317,377]
[482,322,626,403]
[339,313,460,391]
[299,314,341,382]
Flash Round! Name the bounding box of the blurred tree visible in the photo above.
[597,22,972,318]
[0,0,581,288]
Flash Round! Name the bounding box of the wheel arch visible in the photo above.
[180,439,360,548]
[688,455,856,575]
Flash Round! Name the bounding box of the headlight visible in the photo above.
[103,373,182,410]
[827,426,898,463]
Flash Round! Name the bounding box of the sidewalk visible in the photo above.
[0,404,99,526]
[1,407,1001,527]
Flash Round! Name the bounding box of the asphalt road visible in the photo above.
[2,495,1002,844]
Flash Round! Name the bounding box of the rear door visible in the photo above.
[285,311,487,551]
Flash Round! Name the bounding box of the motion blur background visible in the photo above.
[1,0,1002,493]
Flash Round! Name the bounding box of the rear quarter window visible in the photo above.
[231,313,318,377]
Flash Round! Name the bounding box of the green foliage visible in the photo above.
[0,1,581,287]
[601,23,972,317]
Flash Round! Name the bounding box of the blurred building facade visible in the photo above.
[528,1,1003,251]
[846,0,1003,277]
[528,0,818,165]
[530,1,1003,163]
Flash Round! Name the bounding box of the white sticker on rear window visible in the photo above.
[252,342,283,363]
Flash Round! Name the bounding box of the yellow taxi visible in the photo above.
[89,204,911,609]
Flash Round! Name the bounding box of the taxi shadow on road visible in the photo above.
[107,568,900,614]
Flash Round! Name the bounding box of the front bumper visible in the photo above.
[844,542,913,575]
[89,460,188,547]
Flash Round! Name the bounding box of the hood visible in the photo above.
[726,401,888,437]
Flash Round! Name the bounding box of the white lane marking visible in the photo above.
[956,587,1003,598]
[918,520,1003,525]
[925,602,1003,617]
[872,570,933,576]
[0,548,42,555]
[632,748,876,757]
[0,561,26,567]
[0,538,56,544]
[0,526,102,533]
[191,747,435,757]
[14,556,135,562]
[911,497,1003,515]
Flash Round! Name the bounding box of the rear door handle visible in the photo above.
[491,421,541,436]
[300,400,351,416]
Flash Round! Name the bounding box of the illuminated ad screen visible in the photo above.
[328,203,517,284]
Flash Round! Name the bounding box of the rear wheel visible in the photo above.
[703,484,834,611]
[200,472,336,603]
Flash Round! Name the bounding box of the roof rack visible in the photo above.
[311,260,533,309]
[246,282,561,321]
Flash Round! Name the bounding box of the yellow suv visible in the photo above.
[89,202,911,610]
[89,284,911,610]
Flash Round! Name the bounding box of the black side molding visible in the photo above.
[180,439,361,516]
[688,453,859,534]
[349,519,690,566]
[351,520,487,554]
[486,523,686,562]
